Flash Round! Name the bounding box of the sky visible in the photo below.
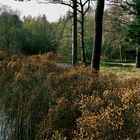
[0,0,70,22]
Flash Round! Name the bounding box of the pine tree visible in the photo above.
[124,0,140,67]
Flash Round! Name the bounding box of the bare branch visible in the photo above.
[77,8,82,13]
[83,0,89,6]
[84,0,90,15]
[36,0,73,8]
[61,1,73,8]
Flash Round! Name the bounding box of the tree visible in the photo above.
[0,11,24,55]
[91,0,105,70]
[55,10,94,62]
[123,0,140,67]
[55,12,74,61]
[45,0,91,65]
[16,0,78,65]
[77,0,90,64]
[84,14,95,61]
[16,0,92,66]
[35,0,78,65]
[48,0,91,65]
[23,15,58,55]
[72,0,78,66]
[102,3,129,62]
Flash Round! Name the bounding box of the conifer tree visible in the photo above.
[124,0,140,67]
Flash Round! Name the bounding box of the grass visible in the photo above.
[101,66,140,77]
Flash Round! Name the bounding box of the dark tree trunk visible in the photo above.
[81,8,86,65]
[136,48,140,68]
[79,0,90,65]
[91,0,105,70]
[72,0,77,66]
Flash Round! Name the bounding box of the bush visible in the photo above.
[0,53,140,140]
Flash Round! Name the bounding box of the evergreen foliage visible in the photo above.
[124,0,140,46]
[0,12,24,53]
[22,15,58,55]
[0,10,58,55]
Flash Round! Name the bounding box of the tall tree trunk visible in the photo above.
[81,9,86,65]
[91,0,105,70]
[72,0,77,66]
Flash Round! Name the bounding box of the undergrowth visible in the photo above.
[0,52,140,140]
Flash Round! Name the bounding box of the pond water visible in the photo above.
[0,113,12,140]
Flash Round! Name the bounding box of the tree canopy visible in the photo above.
[0,12,24,53]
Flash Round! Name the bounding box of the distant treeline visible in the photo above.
[0,4,139,62]
[0,10,58,55]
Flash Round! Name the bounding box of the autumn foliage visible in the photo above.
[0,52,140,140]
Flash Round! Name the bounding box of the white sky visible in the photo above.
[0,0,70,22]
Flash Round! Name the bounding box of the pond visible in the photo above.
[0,112,12,140]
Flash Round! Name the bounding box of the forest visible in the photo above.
[0,0,140,139]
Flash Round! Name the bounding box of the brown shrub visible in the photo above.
[0,52,140,140]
